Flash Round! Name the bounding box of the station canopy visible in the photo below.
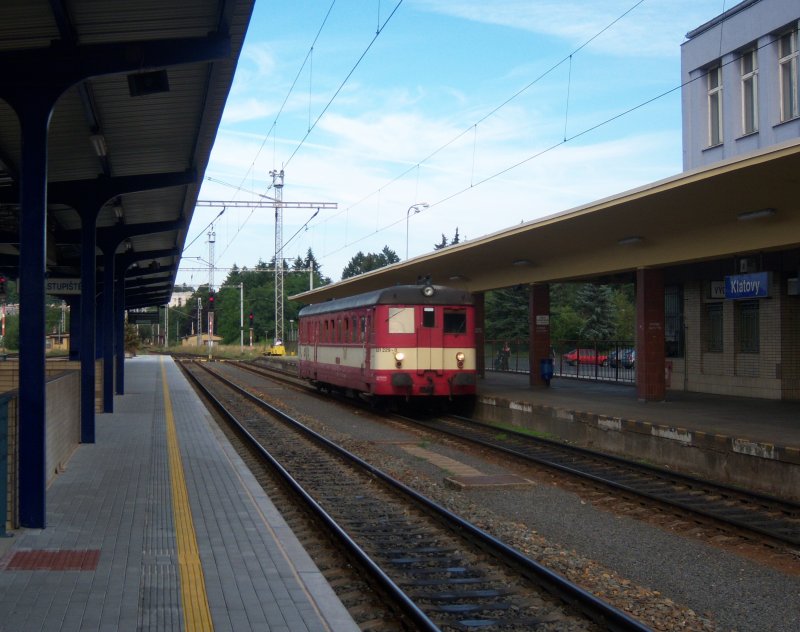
[0,0,254,308]
[292,139,800,304]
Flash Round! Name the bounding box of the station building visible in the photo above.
[293,0,800,402]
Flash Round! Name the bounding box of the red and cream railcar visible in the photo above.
[298,284,477,405]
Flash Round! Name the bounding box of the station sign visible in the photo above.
[708,281,725,300]
[45,278,81,295]
[128,312,160,324]
[724,272,770,300]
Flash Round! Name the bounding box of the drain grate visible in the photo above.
[3,549,100,571]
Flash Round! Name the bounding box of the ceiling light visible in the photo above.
[737,208,775,221]
[89,134,107,157]
[512,259,531,266]
[127,70,170,97]
[617,236,642,246]
[113,204,124,221]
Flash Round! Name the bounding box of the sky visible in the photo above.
[176,0,731,289]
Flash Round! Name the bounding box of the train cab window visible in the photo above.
[422,307,435,328]
[388,307,415,333]
[443,309,467,333]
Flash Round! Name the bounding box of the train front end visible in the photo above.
[371,285,477,402]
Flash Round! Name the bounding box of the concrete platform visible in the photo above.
[477,371,800,500]
[0,355,358,632]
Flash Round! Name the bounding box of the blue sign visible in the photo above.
[725,272,769,299]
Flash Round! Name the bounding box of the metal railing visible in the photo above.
[486,339,635,384]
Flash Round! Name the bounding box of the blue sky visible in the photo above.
[177,0,728,288]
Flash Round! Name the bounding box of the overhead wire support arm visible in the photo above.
[196,200,337,209]
[195,178,337,347]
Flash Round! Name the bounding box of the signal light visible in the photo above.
[208,291,215,311]
[248,312,254,325]
[0,275,5,296]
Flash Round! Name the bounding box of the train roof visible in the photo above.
[298,285,473,317]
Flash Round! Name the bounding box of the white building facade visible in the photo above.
[681,0,800,170]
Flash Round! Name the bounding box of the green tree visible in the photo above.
[485,286,529,341]
[433,228,462,250]
[576,284,616,341]
[341,246,400,279]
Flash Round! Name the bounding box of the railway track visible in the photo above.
[180,359,650,631]
[233,358,800,552]
[398,414,800,550]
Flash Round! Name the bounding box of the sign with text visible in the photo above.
[128,312,160,324]
[708,281,725,299]
[725,272,770,300]
[45,278,81,295]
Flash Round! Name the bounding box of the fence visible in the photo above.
[486,339,635,384]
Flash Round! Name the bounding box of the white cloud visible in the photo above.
[411,0,722,57]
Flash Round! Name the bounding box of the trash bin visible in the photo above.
[539,358,554,386]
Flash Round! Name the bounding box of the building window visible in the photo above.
[665,286,684,357]
[736,300,759,354]
[707,65,723,146]
[704,303,723,353]
[779,29,799,122]
[740,49,758,134]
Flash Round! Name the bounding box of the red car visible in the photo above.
[564,348,608,366]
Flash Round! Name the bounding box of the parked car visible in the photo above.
[609,348,635,368]
[564,348,608,366]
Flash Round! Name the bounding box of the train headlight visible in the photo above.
[395,352,405,362]
[422,285,435,297]
[456,351,465,368]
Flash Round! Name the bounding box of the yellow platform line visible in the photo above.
[161,359,214,632]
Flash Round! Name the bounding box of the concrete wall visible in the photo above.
[0,359,103,412]
[476,394,800,501]
[681,0,800,170]
[3,370,81,531]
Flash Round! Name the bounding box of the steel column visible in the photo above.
[17,102,51,528]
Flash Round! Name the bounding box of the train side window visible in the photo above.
[344,317,349,343]
[443,309,466,333]
[360,316,366,342]
[388,307,415,333]
[352,317,357,342]
[422,307,435,328]
[337,318,342,342]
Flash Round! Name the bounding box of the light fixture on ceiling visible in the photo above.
[124,239,132,252]
[737,208,776,221]
[512,258,531,266]
[127,70,170,97]
[113,203,124,222]
[449,274,469,281]
[89,134,107,157]
[617,236,643,246]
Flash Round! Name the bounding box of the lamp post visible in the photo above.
[405,202,429,259]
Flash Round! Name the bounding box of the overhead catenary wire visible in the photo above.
[320,23,791,261]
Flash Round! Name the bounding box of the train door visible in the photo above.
[417,306,443,373]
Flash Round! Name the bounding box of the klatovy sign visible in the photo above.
[724,272,769,299]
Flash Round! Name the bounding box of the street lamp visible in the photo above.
[406,202,429,259]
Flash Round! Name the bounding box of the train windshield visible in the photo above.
[388,307,415,333]
[443,309,467,334]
